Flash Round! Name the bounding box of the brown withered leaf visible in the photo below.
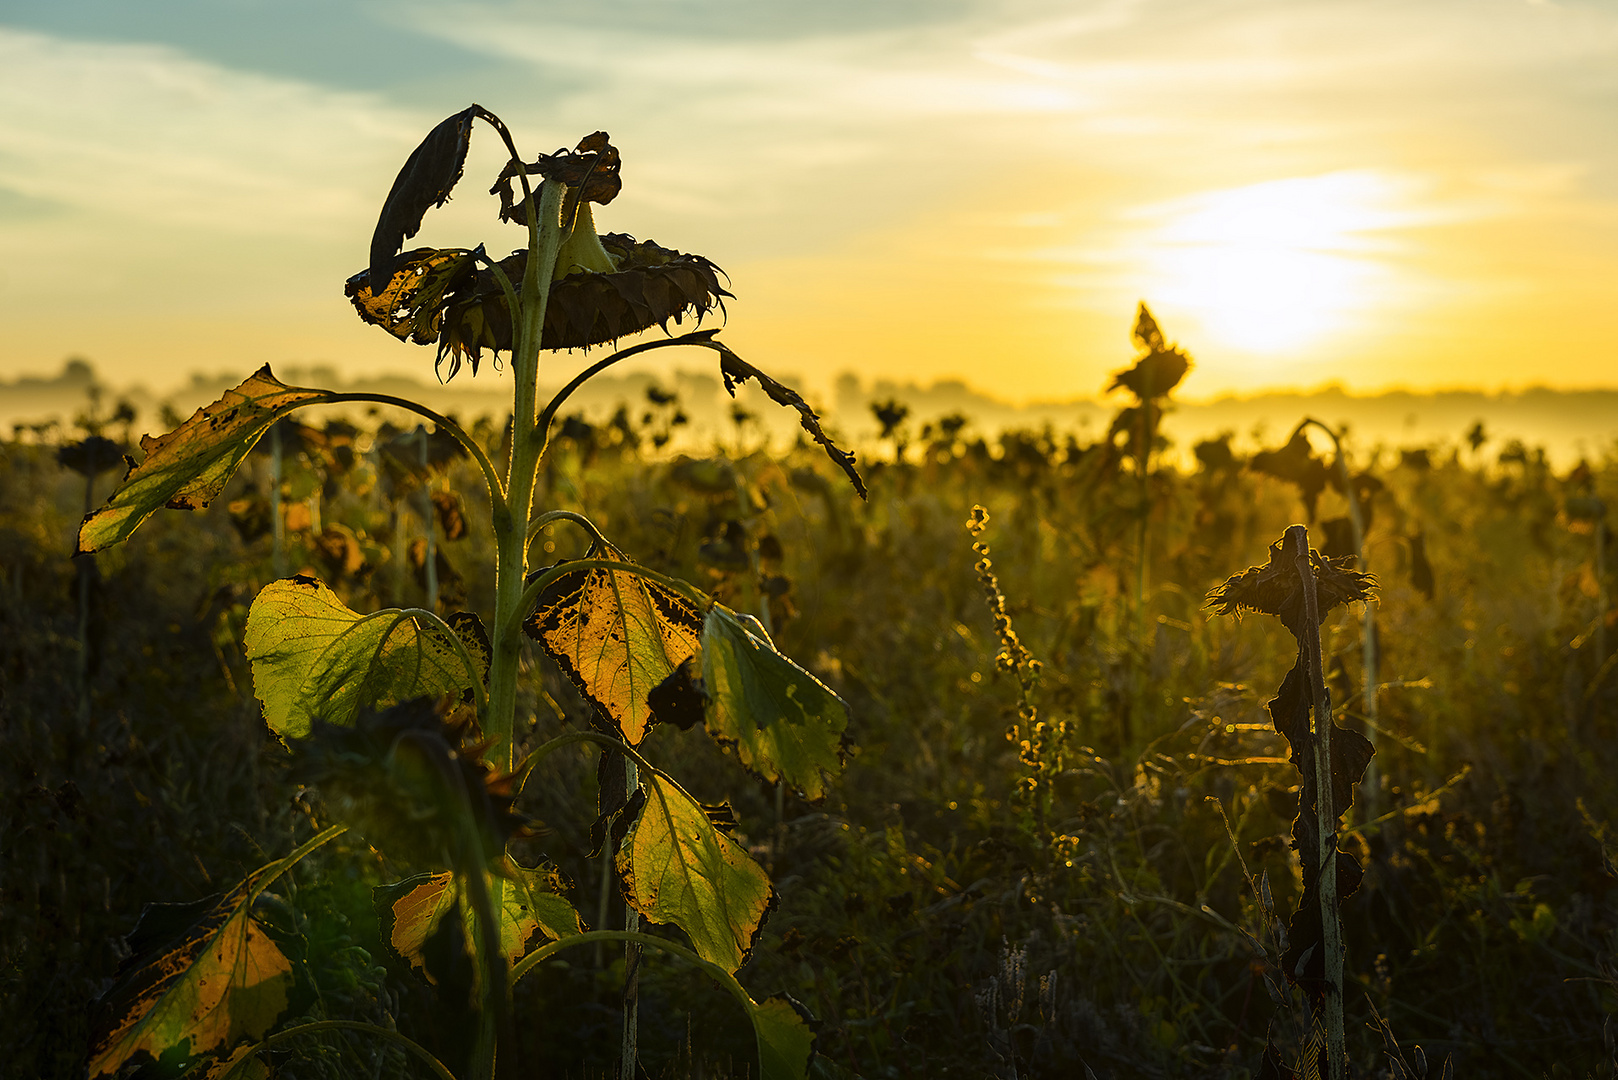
[714,341,868,500]
[1250,431,1334,522]
[493,130,623,227]
[370,106,484,294]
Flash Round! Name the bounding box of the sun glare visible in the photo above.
[1124,172,1424,357]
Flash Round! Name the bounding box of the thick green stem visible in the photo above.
[487,178,565,774]
[473,140,565,1080]
[1287,524,1346,1078]
[621,758,641,1080]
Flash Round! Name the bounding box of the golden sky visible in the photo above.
[2,0,1616,403]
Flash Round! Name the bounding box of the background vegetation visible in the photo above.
[3,371,1615,1078]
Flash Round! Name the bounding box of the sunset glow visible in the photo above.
[0,1,1615,403]
[1123,173,1426,356]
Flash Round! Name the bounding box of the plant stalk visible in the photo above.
[1287,523,1346,1078]
[622,755,642,1080]
[477,157,564,1080]
[1301,418,1378,819]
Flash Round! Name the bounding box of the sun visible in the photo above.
[1122,172,1422,357]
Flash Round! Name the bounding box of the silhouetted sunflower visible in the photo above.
[345,118,731,379]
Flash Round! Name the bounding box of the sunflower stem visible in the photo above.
[1288,523,1346,1079]
[476,153,564,1080]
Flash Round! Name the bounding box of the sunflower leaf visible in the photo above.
[701,606,849,802]
[77,367,335,554]
[86,848,317,1078]
[523,546,702,745]
[616,770,774,973]
[375,865,582,988]
[244,576,480,742]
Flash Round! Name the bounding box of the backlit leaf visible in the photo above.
[616,770,774,973]
[87,862,306,1078]
[523,546,703,745]
[77,367,335,554]
[375,865,582,986]
[244,576,479,742]
[749,994,818,1080]
[701,606,849,802]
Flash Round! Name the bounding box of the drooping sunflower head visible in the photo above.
[346,109,732,380]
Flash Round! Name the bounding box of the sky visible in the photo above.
[1,0,1616,404]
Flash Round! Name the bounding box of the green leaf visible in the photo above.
[701,605,849,802]
[749,994,818,1080]
[244,576,479,742]
[87,866,305,1077]
[616,770,774,974]
[524,546,703,745]
[376,865,582,986]
[77,366,336,554]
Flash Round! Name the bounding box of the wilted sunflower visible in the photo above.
[344,110,732,379]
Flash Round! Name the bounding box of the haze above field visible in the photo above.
[7,359,1615,469]
[1,0,1616,399]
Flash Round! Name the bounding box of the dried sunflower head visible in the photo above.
[347,120,732,380]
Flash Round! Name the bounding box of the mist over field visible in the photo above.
[7,358,1614,467]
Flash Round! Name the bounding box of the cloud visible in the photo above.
[0,27,418,236]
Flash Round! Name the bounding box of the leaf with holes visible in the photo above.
[616,770,773,973]
[77,367,336,554]
[376,865,582,986]
[86,848,315,1079]
[523,546,702,745]
[244,576,480,742]
[701,605,849,802]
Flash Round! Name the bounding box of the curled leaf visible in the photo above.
[298,698,532,870]
[87,857,310,1079]
[369,106,482,294]
[376,865,582,989]
[494,130,623,228]
[714,343,867,499]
